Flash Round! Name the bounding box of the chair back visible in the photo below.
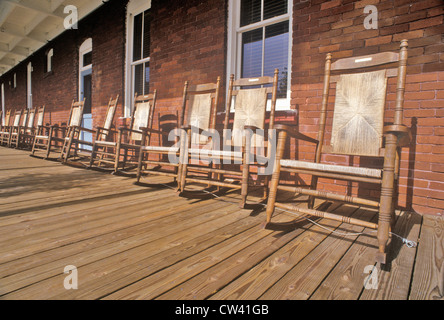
[68,99,85,127]
[26,108,36,130]
[36,106,45,127]
[20,109,29,127]
[12,110,22,127]
[318,40,408,160]
[130,91,157,141]
[225,69,279,147]
[3,110,11,127]
[182,77,221,145]
[100,95,119,140]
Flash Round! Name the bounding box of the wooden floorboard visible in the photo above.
[0,147,441,300]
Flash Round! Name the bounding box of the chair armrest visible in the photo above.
[118,127,142,134]
[96,126,119,134]
[181,125,215,137]
[71,125,96,134]
[384,124,411,147]
[274,124,319,144]
[139,127,170,136]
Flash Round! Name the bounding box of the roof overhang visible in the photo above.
[0,0,106,76]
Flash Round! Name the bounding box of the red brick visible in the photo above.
[393,30,425,41]
[410,15,444,30]
[365,35,393,46]
[320,0,341,10]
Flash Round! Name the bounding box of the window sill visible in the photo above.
[43,70,54,79]
[43,71,54,79]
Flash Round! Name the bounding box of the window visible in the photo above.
[46,49,54,73]
[125,0,151,116]
[11,73,16,89]
[1,83,4,126]
[228,0,292,109]
[27,63,32,109]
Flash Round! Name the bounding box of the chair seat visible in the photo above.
[188,148,243,159]
[35,135,49,139]
[141,145,179,152]
[280,159,382,178]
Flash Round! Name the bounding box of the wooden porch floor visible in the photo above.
[0,147,442,300]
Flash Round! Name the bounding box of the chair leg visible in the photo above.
[240,162,249,209]
[89,144,97,168]
[376,133,398,264]
[136,150,144,183]
[44,137,52,159]
[114,135,122,173]
[264,130,286,226]
[265,165,280,226]
[31,136,38,155]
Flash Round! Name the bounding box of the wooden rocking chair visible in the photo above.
[89,92,156,173]
[137,78,221,188]
[18,106,46,150]
[180,70,279,208]
[265,41,411,264]
[31,100,85,159]
[61,95,119,164]
[0,110,12,146]
[4,109,24,147]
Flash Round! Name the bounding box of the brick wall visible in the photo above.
[291,0,444,215]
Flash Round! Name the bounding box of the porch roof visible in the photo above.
[0,0,105,76]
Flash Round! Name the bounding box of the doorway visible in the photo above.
[79,38,92,150]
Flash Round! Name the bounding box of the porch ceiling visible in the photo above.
[0,0,105,76]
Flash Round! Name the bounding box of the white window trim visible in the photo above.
[79,38,92,72]
[1,83,4,126]
[27,62,32,109]
[79,38,93,104]
[227,0,293,111]
[47,48,54,73]
[124,0,152,118]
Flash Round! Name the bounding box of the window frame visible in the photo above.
[124,0,152,118]
[227,0,292,110]
[46,48,54,73]
[27,62,32,109]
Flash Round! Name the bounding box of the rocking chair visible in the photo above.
[264,40,411,264]
[137,78,221,188]
[61,95,119,164]
[180,70,279,208]
[31,99,85,159]
[89,92,156,173]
